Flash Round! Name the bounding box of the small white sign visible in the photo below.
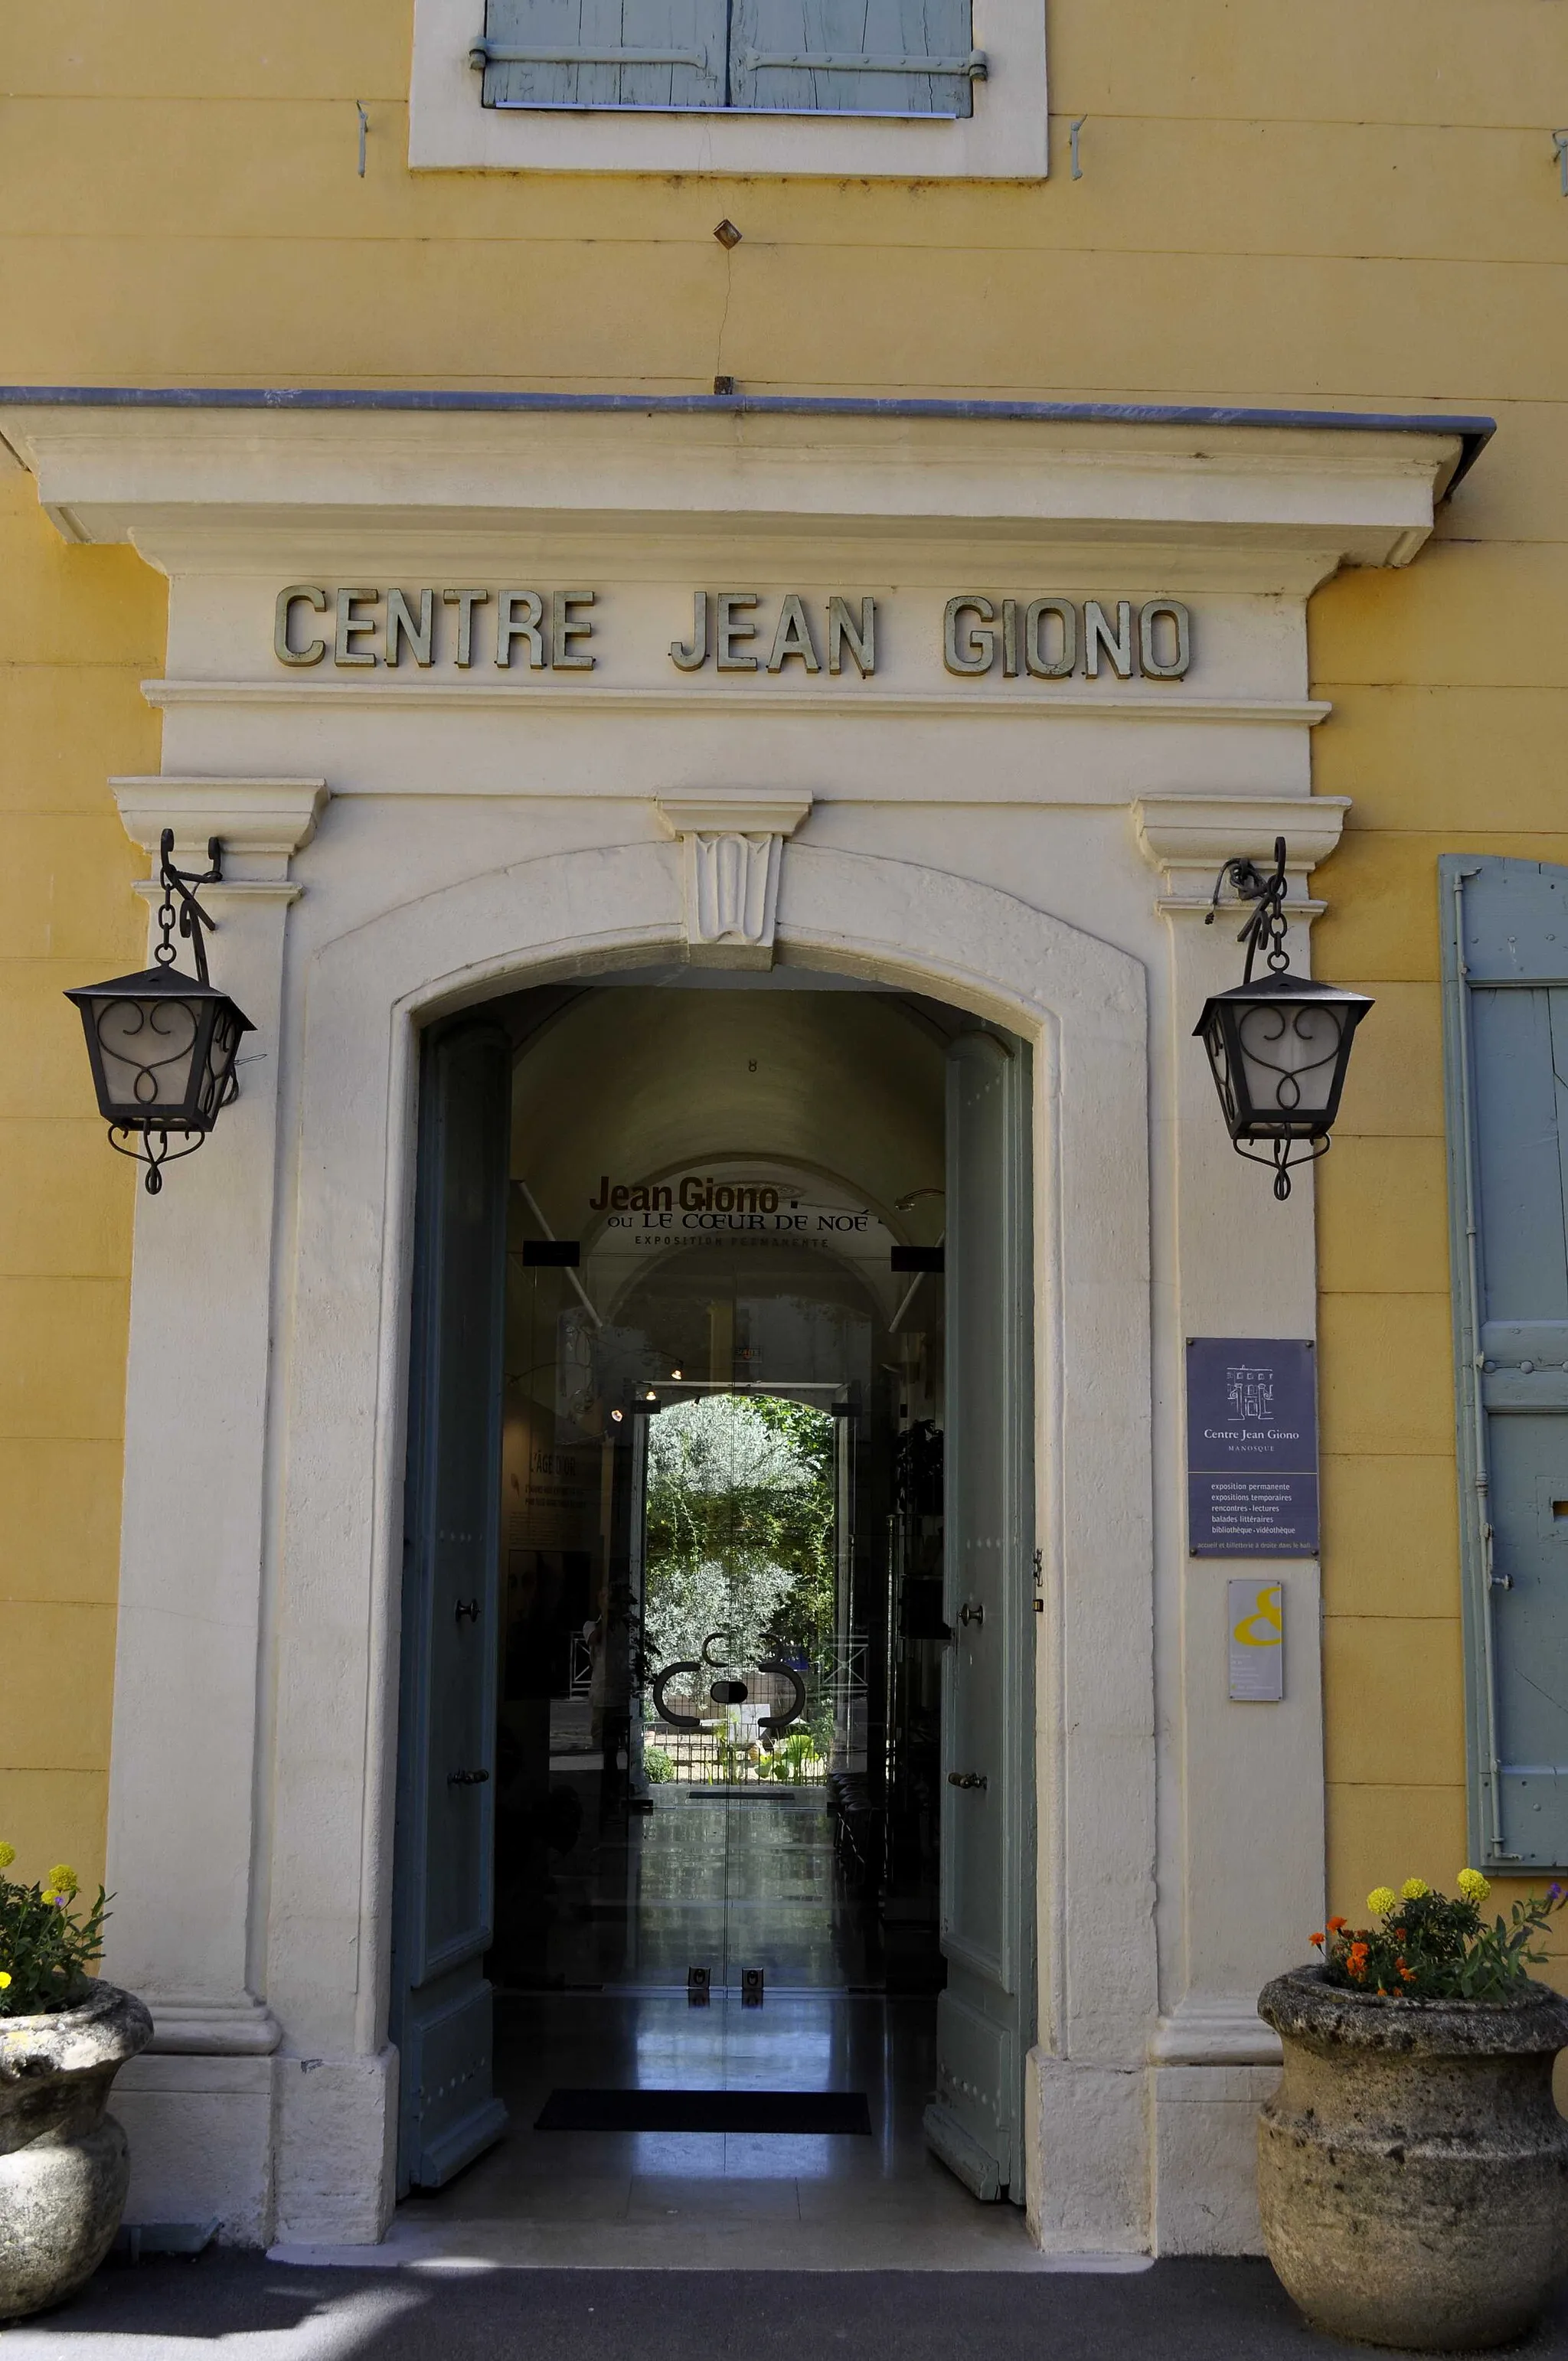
[1228,1579,1284,1702]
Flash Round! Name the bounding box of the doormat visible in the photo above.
[534,2088,873,2134]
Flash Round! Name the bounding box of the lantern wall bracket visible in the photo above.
[1205,834,1292,979]
[1204,853,1272,921]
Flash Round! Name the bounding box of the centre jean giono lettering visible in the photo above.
[272,583,1194,680]
[0,0,1563,2271]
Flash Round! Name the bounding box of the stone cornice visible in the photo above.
[1132,792,1350,917]
[0,403,1469,593]
[111,776,328,883]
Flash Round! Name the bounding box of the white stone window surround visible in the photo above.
[409,0,1050,178]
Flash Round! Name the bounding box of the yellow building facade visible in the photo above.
[2,0,1565,2255]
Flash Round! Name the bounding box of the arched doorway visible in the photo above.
[240,834,1154,2248]
[390,966,1037,2241]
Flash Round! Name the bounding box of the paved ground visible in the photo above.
[11,2258,1568,2360]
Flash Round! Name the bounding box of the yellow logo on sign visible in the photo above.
[1232,1583,1283,1648]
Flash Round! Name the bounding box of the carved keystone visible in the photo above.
[654,792,812,968]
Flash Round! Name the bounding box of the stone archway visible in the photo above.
[107,825,1155,2249]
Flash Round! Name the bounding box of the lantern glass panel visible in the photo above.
[197,1004,246,1122]
[1231,997,1346,1132]
[93,992,209,1122]
[1200,1009,1240,1131]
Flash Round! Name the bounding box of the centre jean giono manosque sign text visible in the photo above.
[272,586,1194,681]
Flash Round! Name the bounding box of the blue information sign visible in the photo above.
[1187,1337,1318,1556]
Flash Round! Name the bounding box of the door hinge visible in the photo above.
[736,44,987,77]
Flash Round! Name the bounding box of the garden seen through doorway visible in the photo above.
[642,1393,836,1787]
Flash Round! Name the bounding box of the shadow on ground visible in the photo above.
[8,2258,1568,2361]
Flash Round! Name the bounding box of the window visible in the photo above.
[1443,857,1568,1870]
[409,0,1047,178]
[472,0,985,117]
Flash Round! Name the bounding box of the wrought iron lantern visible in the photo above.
[1194,836,1371,1201]
[65,829,253,1194]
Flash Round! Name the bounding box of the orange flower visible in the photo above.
[1309,1931,1325,1947]
[1395,1927,1407,1941]
[1348,1941,1370,1979]
[1398,1963,1416,1984]
[1327,1916,1347,1934]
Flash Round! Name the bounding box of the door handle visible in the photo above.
[948,1770,988,1790]
[959,1602,985,1628]
[455,1598,480,1625]
[446,1768,490,1786]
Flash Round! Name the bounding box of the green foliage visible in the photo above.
[713,1729,756,1781]
[747,1397,836,1666]
[644,1393,835,1672]
[643,1747,676,1784]
[1318,1874,1568,2001]
[760,1729,824,1784]
[0,1862,109,2018]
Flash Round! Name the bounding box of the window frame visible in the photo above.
[410,0,1049,178]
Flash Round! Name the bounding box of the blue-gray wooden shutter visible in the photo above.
[390,1018,511,2191]
[729,0,982,114]
[1444,857,1568,1869]
[475,0,724,107]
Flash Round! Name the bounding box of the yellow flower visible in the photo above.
[0,1843,15,1871]
[45,1865,78,1899]
[1367,1886,1397,1917]
[1457,1868,1491,1905]
[1400,1878,1430,1902]
[0,1973,10,1990]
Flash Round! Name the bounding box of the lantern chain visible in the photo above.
[1205,833,1292,984]
[154,828,224,985]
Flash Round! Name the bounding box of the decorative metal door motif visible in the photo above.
[923,1025,1033,2203]
[390,1020,512,2191]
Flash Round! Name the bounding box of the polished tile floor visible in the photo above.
[302,1993,1080,2270]
[273,1791,1099,2271]
[515,1782,877,1993]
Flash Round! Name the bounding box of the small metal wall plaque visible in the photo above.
[1187,1337,1318,1555]
[1228,1579,1285,1702]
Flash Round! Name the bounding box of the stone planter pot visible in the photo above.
[0,1981,154,2320]
[1257,1967,1568,2351]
